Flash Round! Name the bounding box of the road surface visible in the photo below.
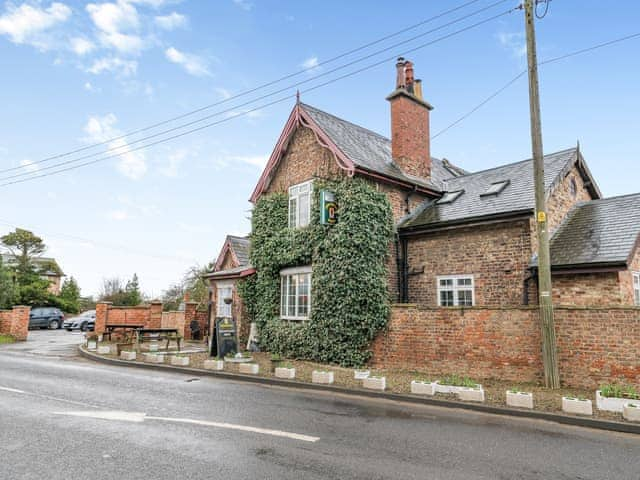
[1,330,638,479]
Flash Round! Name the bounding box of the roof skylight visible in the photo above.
[437,190,464,204]
[481,180,510,197]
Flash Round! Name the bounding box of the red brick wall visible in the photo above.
[0,310,10,334]
[389,93,431,179]
[0,306,30,341]
[406,220,532,307]
[95,302,160,335]
[619,244,640,305]
[551,272,625,306]
[371,305,640,389]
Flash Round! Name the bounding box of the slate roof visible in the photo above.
[227,235,250,267]
[203,265,253,279]
[399,148,590,229]
[534,194,640,268]
[301,103,466,191]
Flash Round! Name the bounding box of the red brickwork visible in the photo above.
[406,220,532,307]
[94,302,159,335]
[0,310,10,333]
[0,306,30,341]
[388,93,431,179]
[371,305,640,389]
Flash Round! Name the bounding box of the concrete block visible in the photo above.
[623,403,640,422]
[275,367,296,379]
[562,397,593,416]
[363,376,386,391]
[143,353,165,364]
[120,351,136,361]
[506,391,534,409]
[204,360,224,371]
[596,390,628,413]
[410,381,435,396]
[171,356,189,366]
[97,345,111,355]
[354,370,370,379]
[312,371,334,384]
[239,363,259,375]
[457,387,485,402]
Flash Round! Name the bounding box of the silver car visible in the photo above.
[63,310,96,331]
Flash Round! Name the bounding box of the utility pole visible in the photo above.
[523,0,560,388]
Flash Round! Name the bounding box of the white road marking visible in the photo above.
[51,410,320,443]
[147,416,320,443]
[0,386,26,394]
[53,411,146,422]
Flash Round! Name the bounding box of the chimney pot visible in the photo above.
[395,57,405,89]
[414,79,423,100]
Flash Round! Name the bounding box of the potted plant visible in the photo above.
[506,389,534,409]
[270,353,283,373]
[86,334,98,351]
[120,349,137,361]
[171,354,190,366]
[312,370,334,384]
[457,385,485,402]
[410,379,435,396]
[433,375,481,395]
[239,362,259,375]
[204,357,225,371]
[362,375,386,391]
[562,395,593,416]
[274,362,296,379]
[623,403,640,422]
[596,384,639,413]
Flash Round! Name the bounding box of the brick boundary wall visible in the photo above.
[0,306,30,341]
[95,301,162,335]
[371,305,640,389]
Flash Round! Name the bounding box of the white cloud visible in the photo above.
[83,113,147,180]
[233,0,253,11]
[0,2,71,49]
[301,55,321,75]
[87,56,138,77]
[84,81,101,92]
[19,159,39,173]
[159,149,187,177]
[497,32,526,58]
[86,1,144,54]
[230,154,268,169]
[215,87,232,100]
[155,12,187,30]
[70,37,95,56]
[165,46,210,76]
[107,209,130,221]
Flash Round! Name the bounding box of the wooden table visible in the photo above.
[104,324,145,342]
[136,328,181,351]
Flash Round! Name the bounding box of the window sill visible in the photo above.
[280,316,309,322]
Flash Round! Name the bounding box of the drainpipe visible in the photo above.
[401,236,409,303]
[523,269,537,305]
[395,232,403,303]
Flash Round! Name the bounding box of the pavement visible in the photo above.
[1,330,639,479]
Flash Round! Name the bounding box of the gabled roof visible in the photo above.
[399,147,601,230]
[535,193,640,269]
[213,235,250,271]
[250,102,465,202]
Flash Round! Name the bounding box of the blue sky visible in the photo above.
[0,0,638,298]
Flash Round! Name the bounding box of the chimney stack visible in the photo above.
[386,58,433,180]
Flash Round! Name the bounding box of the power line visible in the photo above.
[0,0,500,176]
[432,31,640,139]
[0,7,518,187]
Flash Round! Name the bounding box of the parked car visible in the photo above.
[29,307,65,330]
[63,310,96,332]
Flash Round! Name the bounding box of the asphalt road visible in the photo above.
[1,331,639,480]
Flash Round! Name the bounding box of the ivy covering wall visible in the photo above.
[239,178,394,366]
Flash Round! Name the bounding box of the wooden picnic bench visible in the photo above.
[136,328,181,352]
[104,324,145,342]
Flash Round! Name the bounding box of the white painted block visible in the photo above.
[171,356,189,366]
[410,381,435,396]
[149,342,159,352]
[562,397,592,416]
[203,360,224,371]
[275,367,296,379]
[311,371,334,384]
[457,388,485,402]
[623,403,640,422]
[506,391,534,409]
[143,353,165,364]
[354,370,370,380]
[87,341,97,351]
[363,376,386,391]
[120,351,136,361]
[433,382,482,395]
[595,390,628,413]
[239,363,259,375]
[97,345,111,355]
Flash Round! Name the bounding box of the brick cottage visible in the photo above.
[206,58,640,387]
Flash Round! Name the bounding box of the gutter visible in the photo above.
[400,210,534,237]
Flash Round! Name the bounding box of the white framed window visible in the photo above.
[280,266,312,320]
[288,180,313,228]
[216,281,233,317]
[437,275,475,307]
[633,272,640,306]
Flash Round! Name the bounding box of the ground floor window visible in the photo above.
[633,272,640,306]
[280,266,312,320]
[216,282,233,317]
[437,275,474,307]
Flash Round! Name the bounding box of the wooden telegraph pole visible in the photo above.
[523,0,560,388]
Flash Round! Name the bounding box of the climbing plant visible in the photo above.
[239,178,393,366]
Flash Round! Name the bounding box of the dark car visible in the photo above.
[29,307,65,330]
[63,310,96,332]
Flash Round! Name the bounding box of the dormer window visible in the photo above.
[437,190,464,204]
[288,180,313,228]
[481,180,510,197]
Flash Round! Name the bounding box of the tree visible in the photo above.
[0,256,17,309]
[125,273,142,306]
[161,264,212,312]
[59,277,81,314]
[0,229,46,282]
[98,274,143,306]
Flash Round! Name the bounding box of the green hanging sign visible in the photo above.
[320,190,338,225]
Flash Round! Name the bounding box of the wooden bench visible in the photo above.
[104,324,145,342]
[136,328,181,352]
